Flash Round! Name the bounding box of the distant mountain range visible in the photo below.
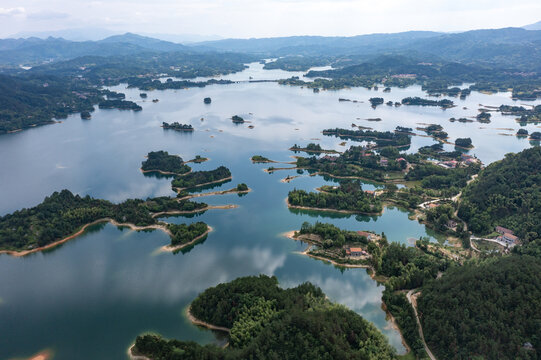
[523,20,541,31]
[1,26,541,71]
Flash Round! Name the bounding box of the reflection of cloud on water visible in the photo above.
[107,181,172,203]
[281,272,383,312]
[229,246,286,275]
[55,164,67,169]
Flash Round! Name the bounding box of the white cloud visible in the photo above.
[0,7,25,17]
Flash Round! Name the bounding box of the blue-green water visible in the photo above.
[0,63,539,359]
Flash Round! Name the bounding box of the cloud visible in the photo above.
[0,7,25,17]
[27,11,69,20]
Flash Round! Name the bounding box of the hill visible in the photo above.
[457,147,541,238]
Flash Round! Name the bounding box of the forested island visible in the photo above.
[401,97,454,108]
[131,275,396,359]
[289,143,339,154]
[141,151,191,175]
[172,166,232,191]
[0,190,209,253]
[322,128,412,147]
[288,181,383,215]
[98,99,142,111]
[162,122,194,131]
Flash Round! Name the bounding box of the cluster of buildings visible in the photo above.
[495,226,520,246]
[435,154,480,169]
[343,231,375,257]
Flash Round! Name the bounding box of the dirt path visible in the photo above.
[407,290,437,360]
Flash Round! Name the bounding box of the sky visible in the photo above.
[0,0,540,39]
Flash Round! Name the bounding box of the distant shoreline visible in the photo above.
[159,225,213,253]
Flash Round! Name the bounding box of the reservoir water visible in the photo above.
[0,62,539,359]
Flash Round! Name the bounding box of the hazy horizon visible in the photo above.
[1,0,540,40]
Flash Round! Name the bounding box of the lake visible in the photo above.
[0,62,539,359]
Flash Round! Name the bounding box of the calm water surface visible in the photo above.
[0,63,539,359]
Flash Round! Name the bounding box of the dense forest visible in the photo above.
[0,190,207,251]
[323,128,412,147]
[133,275,396,359]
[288,181,383,214]
[171,166,232,190]
[168,222,209,246]
[0,74,102,133]
[458,147,541,237]
[418,255,541,360]
[141,151,191,174]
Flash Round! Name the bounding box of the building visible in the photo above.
[380,158,388,167]
[357,231,373,240]
[321,155,338,162]
[500,233,519,245]
[347,247,365,257]
[364,190,376,198]
[446,220,458,229]
[495,226,514,235]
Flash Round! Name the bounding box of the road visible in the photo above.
[407,289,437,360]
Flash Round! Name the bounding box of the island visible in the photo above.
[203,97,211,104]
[369,97,384,107]
[172,166,232,191]
[250,155,272,163]
[401,97,454,109]
[141,150,191,175]
[454,137,473,149]
[232,115,245,124]
[322,128,411,147]
[0,190,210,254]
[130,275,396,359]
[98,99,142,111]
[289,143,339,154]
[80,111,92,120]
[288,181,383,215]
[162,122,194,131]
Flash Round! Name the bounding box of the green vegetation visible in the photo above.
[290,143,338,154]
[369,97,384,107]
[168,222,209,246]
[162,122,194,131]
[458,147,541,237]
[141,151,191,174]
[476,111,491,123]
[236,183,249,191]
[418,255,541,360]
[454,137,473,148]
[251,155,272,163]
[401,97,454,108]
[0,190,207,251]
[405,162,480,196]
[98,99,142,111]
[288,181,383,214]
[0,74,102,134]
[499,104,541,124]
[133,275,396,359]
[232,115,245,123]
[172,166,232,190]
[323,128,412,147]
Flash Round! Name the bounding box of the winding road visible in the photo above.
[407,289,437,360]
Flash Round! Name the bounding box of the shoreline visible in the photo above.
[152,204,238,218]
[289,147,341,154]
[186,305,231,333]
[283,231,371,269]
[128,344,151,360]
[0,218,172,257]
[173,176,233,192]
[286,198,383,216]
[140,168,192,176]
[159,226,213,253]
[177,187,251,201]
